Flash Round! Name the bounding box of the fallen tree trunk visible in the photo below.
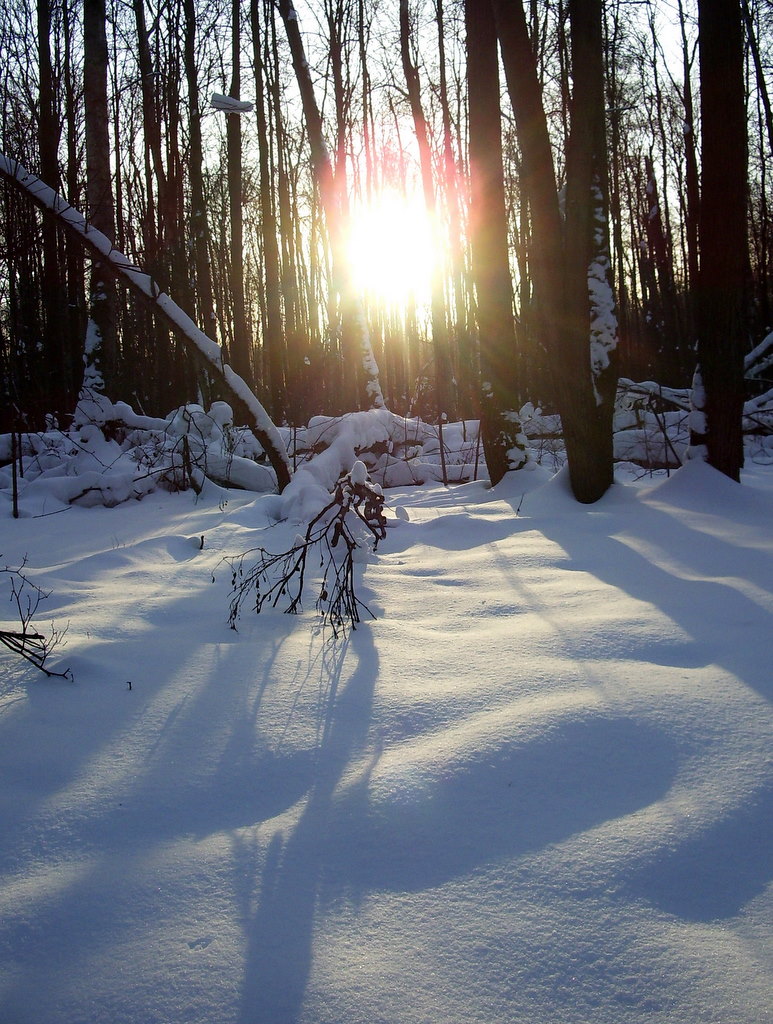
[0,155,292,492]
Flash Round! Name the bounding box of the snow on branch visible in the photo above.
[210,93,254,114]
[745,331,773,380]
[0,154,291,492]
[222,463,386,638]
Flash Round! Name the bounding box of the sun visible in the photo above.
[346,189,436,309]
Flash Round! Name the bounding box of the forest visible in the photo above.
[2,5,773,1022]
[0,0,770,505]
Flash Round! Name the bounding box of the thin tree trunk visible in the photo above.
[227,0,251,383]
[251,0,286,421]
[0,156,292,491]
[83,0,118,394]
[492,0,617,502]
[37,0,71,415]
[399,0,454,423]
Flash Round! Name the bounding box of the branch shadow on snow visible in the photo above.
[323,714,677,895]
[0,557,351,1020]
[624,783,773,921]
[235,624,380,1024]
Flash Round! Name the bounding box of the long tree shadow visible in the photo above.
[508,481,773,920]
[531,496,773,702]
[236,626,380,1024]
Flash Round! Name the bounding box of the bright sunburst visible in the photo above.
[346,189,435,309]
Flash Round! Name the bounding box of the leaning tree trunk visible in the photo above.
[0,157,292,492]
[37,0,72,417]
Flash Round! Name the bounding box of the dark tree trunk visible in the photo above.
[37,0,72,416]
[465,0,525,485]
[183,0,216,345]
[83,0,118,393]
[492,0,617,502]
[561,0,617,502]
[691,0,748,481]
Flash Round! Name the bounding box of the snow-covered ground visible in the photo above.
[1,457,772,1023]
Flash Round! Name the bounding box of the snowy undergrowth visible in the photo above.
[4,378,773,524]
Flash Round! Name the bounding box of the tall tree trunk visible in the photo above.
[37,0,72,416]
[227,0,251,383]
[690,0,748,480]
[435,0,472,415]
[465,0,526,485]
[677,0,700,348]
[83,0,118,394]
[492,0,617,502]
[267,0,305,420]
[63,0,87,398]
[561,0,617,501]
[251,0,286,421]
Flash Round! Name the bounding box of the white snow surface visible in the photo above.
[1,459,772,1024]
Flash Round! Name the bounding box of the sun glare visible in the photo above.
[346,190,435,309]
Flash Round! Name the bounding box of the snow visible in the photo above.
[1,450,772,1024]
[210,93,254,114]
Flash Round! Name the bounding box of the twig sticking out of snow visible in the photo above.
[0,557,70,678]
[221,463,386,638]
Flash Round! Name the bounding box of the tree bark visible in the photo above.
[690,0,748,480]
[465,0,525,485]
[83,0,118,393]
[227,0,252,383]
